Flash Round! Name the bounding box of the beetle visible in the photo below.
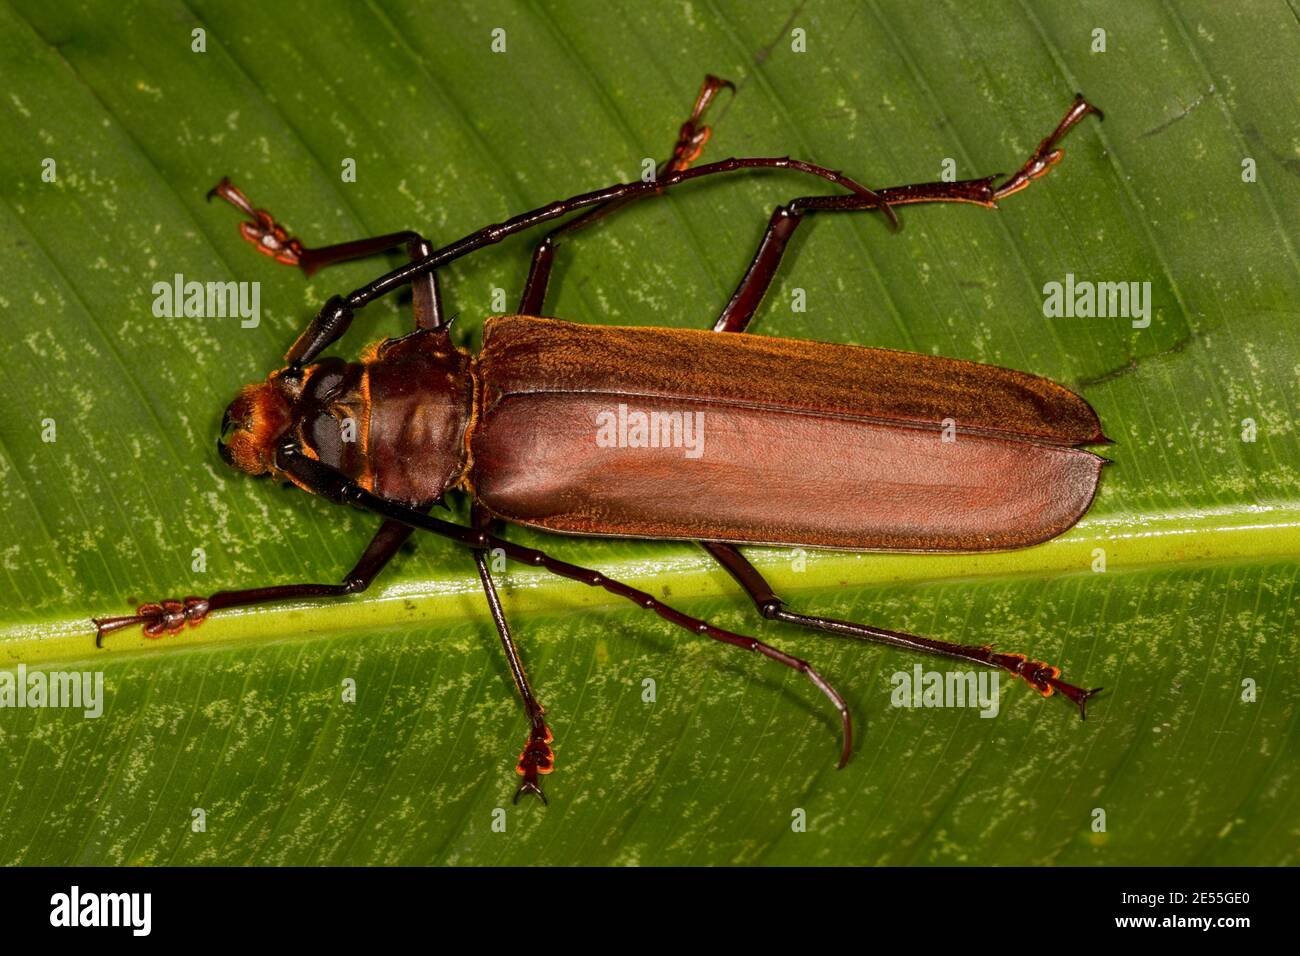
[94,77,1106,803]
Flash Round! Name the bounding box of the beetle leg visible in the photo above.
[276,447,854,769]
[92,518,415,647]
[207,177,444,345]
[990,95,1104,200]
[517,75,735,315]
[700,541,1102,719]
[471,506,554,804]
[711,95,1102,334]
[713,192,890,333]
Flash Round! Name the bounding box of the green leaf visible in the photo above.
[1,0,1296,865]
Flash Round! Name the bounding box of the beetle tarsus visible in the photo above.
[207,176,305,268]
[1061,684,1104,720]
[514,779,548,805]
[92,596,210,648]
[990,651,1100,719]
[513,721,555,804]
[992,94,1103,201]
[672,74,735,169]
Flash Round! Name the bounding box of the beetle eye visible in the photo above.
[219,406,239,443]
[217,400,248,465]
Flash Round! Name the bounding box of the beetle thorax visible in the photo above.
[218,329,475,506]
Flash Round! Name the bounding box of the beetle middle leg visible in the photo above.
[273,446,854,770]
[471,505,554,803]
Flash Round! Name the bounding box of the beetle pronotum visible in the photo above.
[95,77,1106,802]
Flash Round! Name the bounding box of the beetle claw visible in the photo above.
[986,651,1101,719]
[513,778,548,805]
[92,596,210,647]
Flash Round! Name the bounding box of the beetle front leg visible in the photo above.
[206,178,445,354]
[92,518,415,647]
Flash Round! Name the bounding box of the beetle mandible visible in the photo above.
[95,77,1106,803]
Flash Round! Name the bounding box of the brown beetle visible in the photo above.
[96,78,1106,803]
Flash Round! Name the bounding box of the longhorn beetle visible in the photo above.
[95,77,1107,803]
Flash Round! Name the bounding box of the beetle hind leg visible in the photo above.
[702,542,1102,720]
[709,96,1101,334]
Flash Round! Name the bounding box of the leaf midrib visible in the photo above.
[5,499,1297,667]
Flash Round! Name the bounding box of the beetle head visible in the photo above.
[218,374,296,476]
